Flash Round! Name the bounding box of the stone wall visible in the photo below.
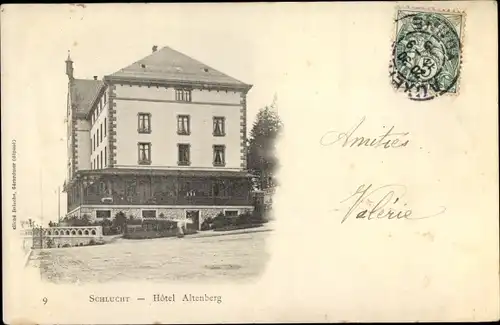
[67,206,253,229]
[23,226,103,249]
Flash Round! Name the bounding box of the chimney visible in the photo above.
[65,50,74,80]
[93,76,98,80]
[152,45,158,53]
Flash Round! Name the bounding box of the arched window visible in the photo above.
[91,230,96,235]
[77,230,83,235]
[54,231,59,236]
[84,230,89,235]
[71,230,76,235]
[66,230,70,235]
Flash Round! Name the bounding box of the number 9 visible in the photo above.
[43,297,48,305]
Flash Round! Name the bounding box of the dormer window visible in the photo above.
[175,89,192,102]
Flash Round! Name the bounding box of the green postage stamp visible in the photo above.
[389,8,465,101]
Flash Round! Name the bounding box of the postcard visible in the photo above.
[2,2,498,323]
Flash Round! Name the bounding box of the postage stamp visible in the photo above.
[389,8,465,101]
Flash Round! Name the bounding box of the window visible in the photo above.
[213,182,220,196]
[213,117,225,136]
[103,92,107,105]
[175,89,192,102]
[138,113,151,133]
[178,144,190,166]
[100,150,103,169]
[104,146,107,167]
[96,210,111,219]
[142,210,157,218]
[177,115,190,135]
[94,158,96,169]
[99,181,106,194]
[213,180,230,197]
[138,142,151,164]
[93,134,96,151]
[100,123,103,142]
[225,210,239,217]
[91,161,93,170]
[97,154,100,169]
[213,145,226,166]
[97,129,100,146]
[104,118,107,136]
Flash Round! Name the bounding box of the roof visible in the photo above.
[107,46,250,89]
[76,168,253,178]
[70,78,104,115]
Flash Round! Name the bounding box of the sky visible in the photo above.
[2,4,288,225]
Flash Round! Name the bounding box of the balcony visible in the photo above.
[67,172,254,210]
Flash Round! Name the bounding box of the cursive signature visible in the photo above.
[338,183,445,224]
[320,116,410,148]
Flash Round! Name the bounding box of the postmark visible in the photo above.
[389,8,465,101]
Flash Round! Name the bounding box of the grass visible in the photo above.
[123,229,198,240]
[213,224,263,232]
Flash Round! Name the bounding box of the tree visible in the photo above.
[247,96,283,190]
[113,211,127,233]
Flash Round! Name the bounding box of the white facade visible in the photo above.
[112,84,243,170]
[76,119,91,170]
[89,93,109,170]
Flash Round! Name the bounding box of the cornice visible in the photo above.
[103,75,252,93]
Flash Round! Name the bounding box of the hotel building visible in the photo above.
[64,46,254,229]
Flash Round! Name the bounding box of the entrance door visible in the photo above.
[186,210,200,231]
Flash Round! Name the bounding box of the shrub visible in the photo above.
[102,225,120,236]
[200,217,214,230]
[142,219,177,232]
[88,239,96,246]
[213,223,263,232]
[128,218,143,226]
[212,212,231,229]
[235,212,252,225]
[113,211,127,231]
[250,209,266,224]
[46,238,54,248]
[62,244,71,248]
[123,227,197,240]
